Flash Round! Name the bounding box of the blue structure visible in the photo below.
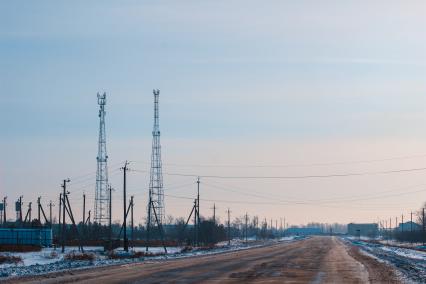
[397,221,421,232]
[285,227,322,236]
[347,223,378,237]
[0,228,52,246]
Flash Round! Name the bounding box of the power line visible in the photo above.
[163,193,420,210]
[202,182,426,206]
[130,166,426,180]
[129,153,426,168]
[204,179,426,204]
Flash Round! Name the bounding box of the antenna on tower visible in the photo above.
[94,92,109,225]
[146,89,167,253]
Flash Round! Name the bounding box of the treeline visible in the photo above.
[4,215,350,246]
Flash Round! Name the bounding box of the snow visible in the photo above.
[379,246,426,260]
[343,237,426,283]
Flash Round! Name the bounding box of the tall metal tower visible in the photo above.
[94,92,109,224]
[147,89,165,227]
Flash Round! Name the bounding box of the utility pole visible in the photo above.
[83,193,86,226]
[197,177,200,242]
[131,196,134,248]
[284,217,286,237]
[194,199,198,246]
[19,196,23,223]
[213,203,216,225]
[27,202,32,223]
[61,178,70,253]
[245,213,248,242]
[3,196,7,224]
[121,161,129,252]
[227,208,231,246]
[37,197,41,222]
[109,185,113,246]
[396,217,398,235]
[59,193,62,226]
[48,200,54,225]
[423,208,425,246]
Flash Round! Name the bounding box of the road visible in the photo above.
[8,237,400,284]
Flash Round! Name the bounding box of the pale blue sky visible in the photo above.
[1,1,426,225]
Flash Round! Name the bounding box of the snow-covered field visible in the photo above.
[0,236,302,279]
[343,237,426,283]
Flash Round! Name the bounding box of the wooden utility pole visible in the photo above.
[245,213,248,242]
[213,203,216,225]
[37,197,41,222]
[227,208,231,246]
[19,196,23,223]
[197,177,200,246]
[61,179,70,253]
[48,200,54,225]
[59,193,62,226]
[109,185,113,245]
[423,208,425,245]
[3,196,7,224]
[82,193,86,226]
[194,199,198,246]
[131,196,134,247]
[121,161,129,252]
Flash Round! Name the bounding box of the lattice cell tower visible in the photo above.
[147,89,165,226]
[94,92,109,224]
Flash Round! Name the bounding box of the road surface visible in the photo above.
[8,237,400,283]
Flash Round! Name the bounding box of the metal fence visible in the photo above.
[0,228,52,246]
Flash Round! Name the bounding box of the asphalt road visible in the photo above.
[9,236,400,284]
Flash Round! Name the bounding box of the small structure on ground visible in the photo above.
[347,223,378,238]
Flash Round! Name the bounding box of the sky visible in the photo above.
[1,1,426,227]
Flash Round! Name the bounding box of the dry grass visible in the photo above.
[0,245,41,252]
[180,246,193,253]
[196,244,216,251]
[0,254,23,264]
[64,252,96,261]
[107,250,164,259]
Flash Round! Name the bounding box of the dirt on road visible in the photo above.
[6,237,400,284]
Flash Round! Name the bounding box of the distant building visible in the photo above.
[347,223,378,237]
[397,221,422,232]
[285,227,322,236]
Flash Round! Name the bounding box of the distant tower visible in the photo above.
[147,89,165,226]
[94,92,109,224]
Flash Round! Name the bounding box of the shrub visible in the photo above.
[0,245,41,252]
[180,246,193,253]
[0,254,22,265]
[64,252,95,261]
[42,251,58,259]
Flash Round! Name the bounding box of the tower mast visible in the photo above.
[147,89,165,228]
[94,92,109,224]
